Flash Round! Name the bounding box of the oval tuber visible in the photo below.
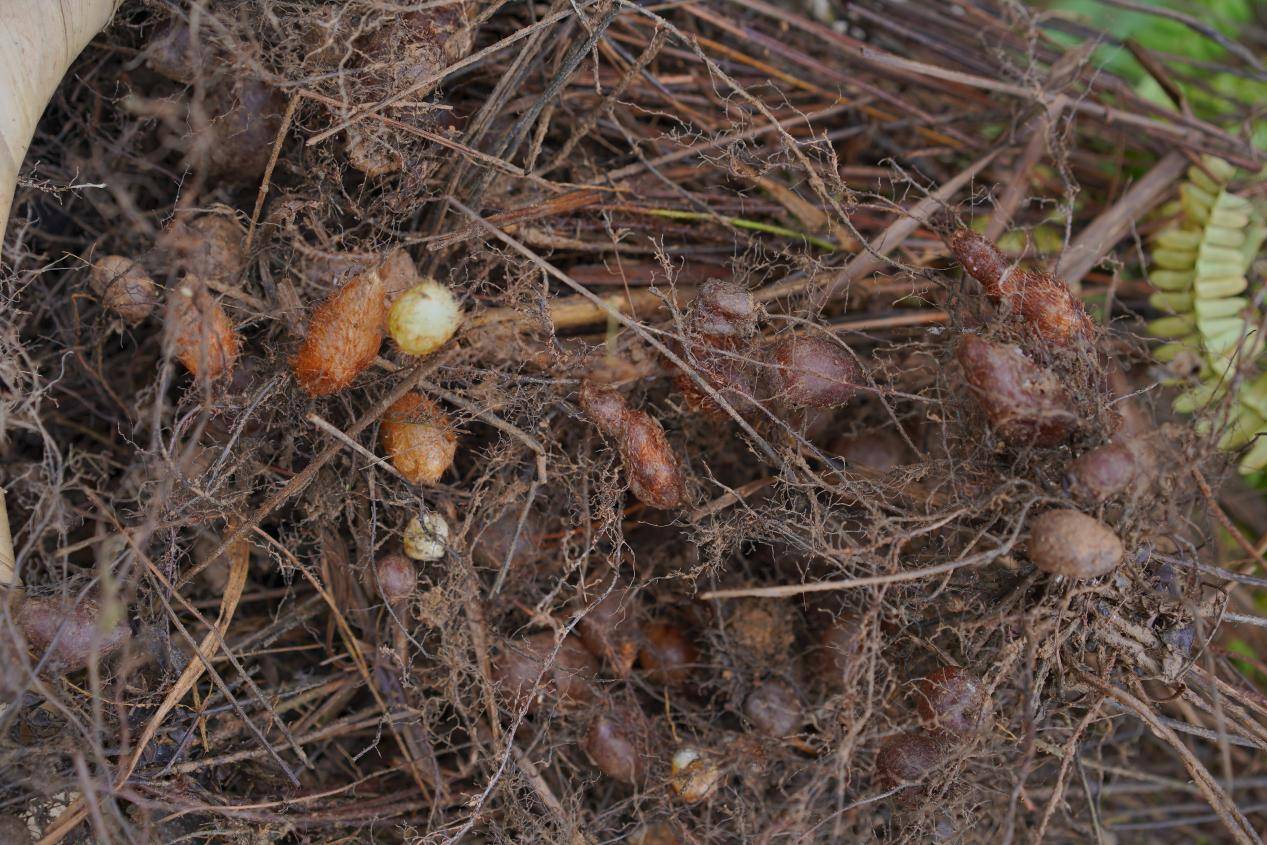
[915,665,988,738]
[17,596,130,675]
[165,277,241,380]
[403,511,449,561]
[374,553,417,604]
[387,279,462,357]
[380,393,457,485]
[89,255,158,325]
[637,621,698,686]
[950,229,1091,346]
[584,704,650,785]
[1028,509,1123,579]
[491,632,598,711]
[876,732,943,786]
[956,335,1076,447]
[743,680,803,736]
[762,335,861,409]
[293,264,388,395]
[669,746,723,803]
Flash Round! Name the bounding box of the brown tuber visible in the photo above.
[380,393,457,485]
[579,381,687,509]
[577,577,641,677]
[743,680,803,736]
[17,596,130,675]
[374,554,417,605]
[491,632,598,711]
[155,212,247,282]
[637,621,699,686]
[1028,509,1124,579]
[584,704,650,785]
[950,229,1091,346]
[89,255,158,324]
[915,666,988,738]
[877,732,943,786]
[292,263,389,395]
[689,278,758,341]
[669,747,724,803]
[165,277,241,381]
[831,430,910,472]
[812,613,864,691]
[762,335,861,409]
[1067,440,1154,503]
[956,335,1076,447]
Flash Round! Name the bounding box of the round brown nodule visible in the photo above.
[380,393,457,485]
[491,632,598,711]
[743,680,803,736]
[762,335,861,409]
[374,554,417,604]
[584,704,649,785]
[637,621,698,687]
[915,665,988,738]
[877,732,943,786]
[1028,509,1124,579]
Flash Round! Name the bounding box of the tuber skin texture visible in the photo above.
[89,256,158,325]
[155,212,247,282]
[950,229,1092,346]
[293,264,388,395]
[165,277,241,381]
[637,621,699,686]
[876,732,944,786]
[17,596,130,676]
[762,335,861,409]
[812,613,864,691]
[471,506,545,572]
[579,381,688,509]
[669,747,723,803]
[577,577,641,678]
[374,554,417,605]
[584,704,650,785]
[491,632,598,711]
[831,430,910,472]
[403,511,449,561]
[1028,509,1124,579]
[380,393,457,485]
[743,680,803,736]
[690,278,758,342]
[1067,439,1154,503]
[956,335,1076,447]
[915,666,988,738]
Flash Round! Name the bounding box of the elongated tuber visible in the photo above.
[17,595,130,675]
[165,277,241,380]
[950,229,1091,345]
[580,381,687,509]
[293,264,389,395]
[762,335,861,409]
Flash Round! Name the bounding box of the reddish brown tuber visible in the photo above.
[577,578,641,677]
[579,381,687,509]
[165,277,241,381]
[637,621,698,686]
[293,264,388,395]
[155,212,247,282]
[831,430,910,472]
[89,255,158,324]
[17,596,130,675]
[689,278,757,341]
[375,554,417,604]
[915,666,988,738]
[1067,439,1154,503]
[380,393,457,485]
[762,335,861,409]
[950,229,1091,346]
[877,732,943,786]
[584,704,650,785]
[956,335,1076,447]
[743,680,803,736]
[1028,509,1124,579]
[812,613,864,691]
[491,632,598,711]
[471,506,545,572]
